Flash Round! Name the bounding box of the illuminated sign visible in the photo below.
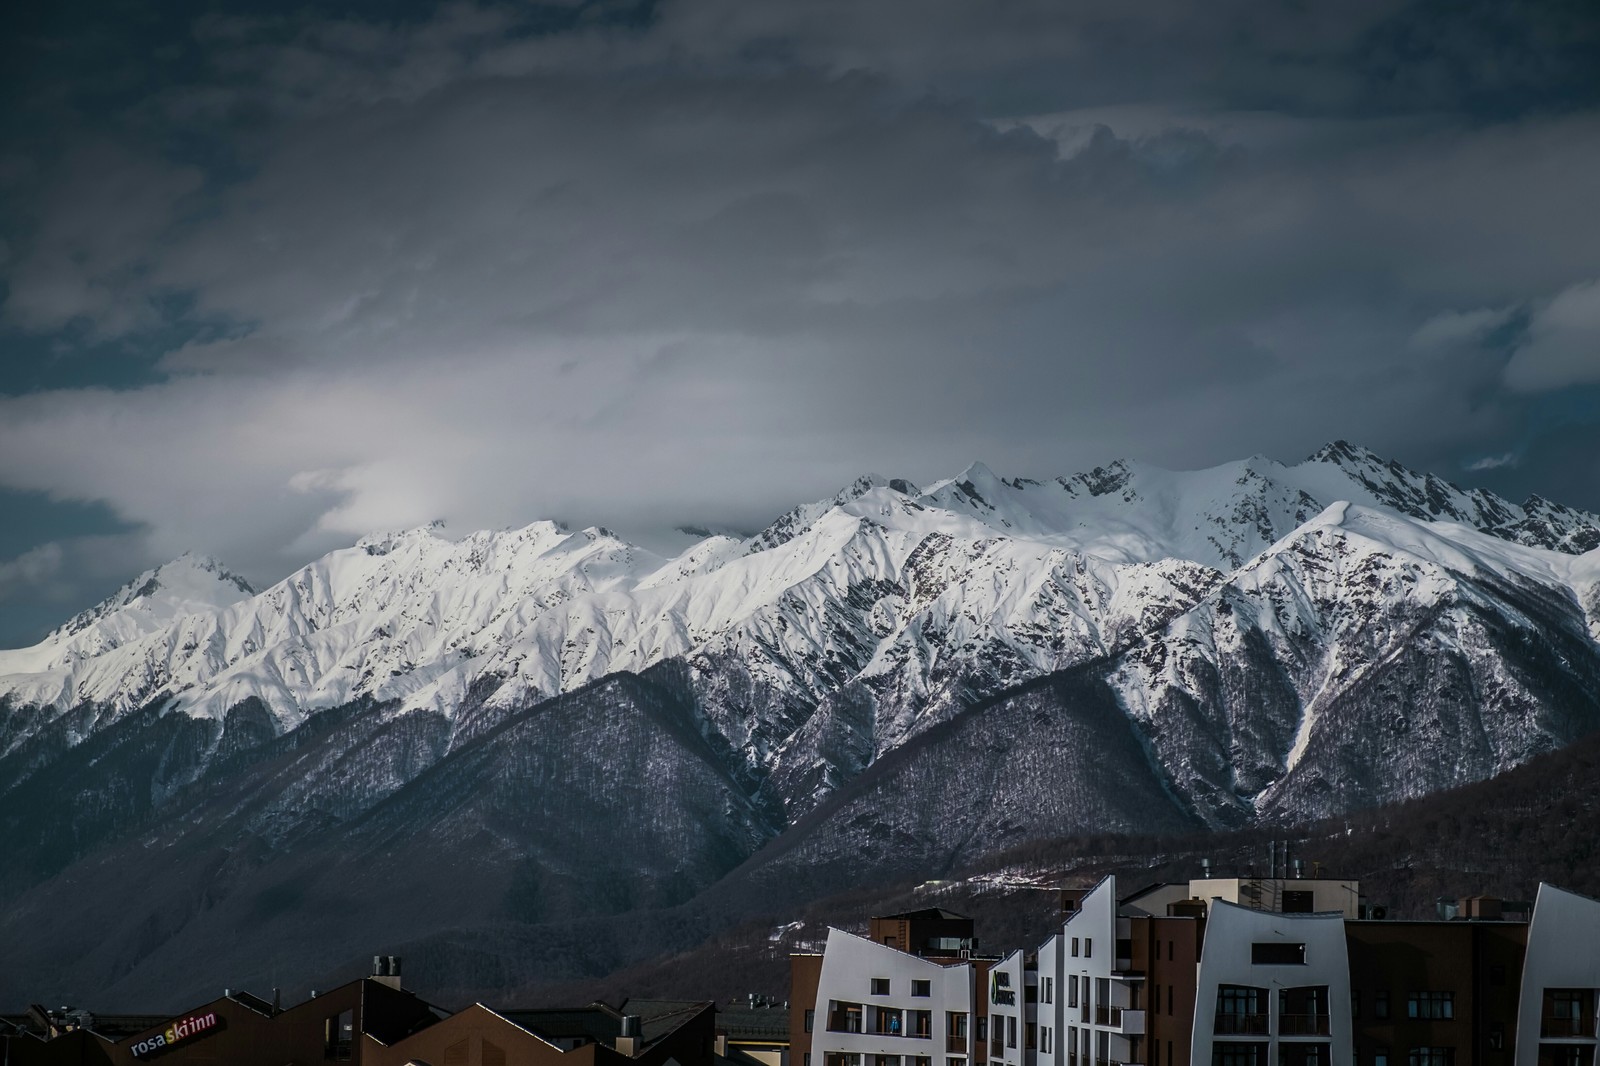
[990,970,1015,1006]
[130,1010,220,1058]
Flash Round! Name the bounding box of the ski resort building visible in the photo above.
[791,877,1600,1066]
[793,911,993,1066]
[1,959,718,1066]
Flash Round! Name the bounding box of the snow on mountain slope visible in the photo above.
[3,443,1600,825]
[0,554,255,676]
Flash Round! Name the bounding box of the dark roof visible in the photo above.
[872,908,970,921]
[227,991,278,1016]
[501,1006,623,1043]
[502,1000,714,1050]
[714,1006,788,1041]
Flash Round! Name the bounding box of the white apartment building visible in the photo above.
[1515,883,1600,1066]
[1191,899,1352,1066]
[811,927,980,1066]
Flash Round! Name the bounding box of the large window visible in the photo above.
[1408,993,1454,1021]
[1544,990,1595,1038]
[1251,943,1307,965]
[1216,986,1267,1036]
[1407,1049,1454,1066]
[323,1009,353,1061]
[873,979,891,996]
[913,980,932,998]
[1213,1045,1265,1066]
[1283,891,1315,913]
[828,1002,864,1034]
[1281,987,1330,1035]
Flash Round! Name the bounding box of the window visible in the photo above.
[1212,1044,1265,1066]
[1215,986,1267,1035]
[1168,985,1175,1016]
[324,1009,354,1061]
[1069,976,1078,1007]
[1550,990,1587,1020]
[1488,1023,1504,1051]
[911,1011,932,1038]
[1375,993,1390,1021]
[1008,1016,1018,1049]
[873,979,891,996]
[1072,938,1080,957]
[1407,993,1453,1021]
[976,1018,987,1042]
[1042,977,1053,1004]
[1283,891,1315,913]
[1373,1051,1388,1066]
[1251,942,1306,965]
[1407,1049,1453,1066]
[828,1002,864,1033]
[913,980,932,998]
[806,1055,812,1066]
[948,1012,968,1047]
[1026,1023,1037,1052]
[1154,1038,1161,1066]
[806,1010,815,1033]
[1068,1026,1078,1066]
[1085,938,1093,959]
[1169,940,1176,961]
[1042,1028,1053,1054]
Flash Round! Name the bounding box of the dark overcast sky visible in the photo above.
[2,0,1600,646]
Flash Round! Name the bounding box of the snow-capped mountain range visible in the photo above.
[8,440,1600,1004]
[5,440,1600,826]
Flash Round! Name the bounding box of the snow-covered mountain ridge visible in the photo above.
[4,441,1600,828]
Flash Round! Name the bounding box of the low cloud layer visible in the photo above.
[2,0,1599,643]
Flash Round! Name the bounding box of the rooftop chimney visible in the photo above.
[371,955,403,989]
[616,1014,642,1056]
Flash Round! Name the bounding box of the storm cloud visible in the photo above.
[2,0,1599,643]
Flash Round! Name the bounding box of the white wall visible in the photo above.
[813,928,976,1066]
[1191,899,1351,1066]
[1516,883,1600,1066]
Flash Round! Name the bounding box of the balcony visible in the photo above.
[828,1014,864,1034]
[948,1037,968,1054]
[1542,1016,1596,1040]
[1279,1015,1331,1037]
[1214,1014,1269,1036]
[1116,1010,1145,1036]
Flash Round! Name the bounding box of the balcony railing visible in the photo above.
[1541,1016,1595,1039]
[948,1037,968,1053]
[1214,1014,1269,1036]
[1096,1007,1121,1027]
[828,1015,863,1034]
[1279,1014,1332,1037]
